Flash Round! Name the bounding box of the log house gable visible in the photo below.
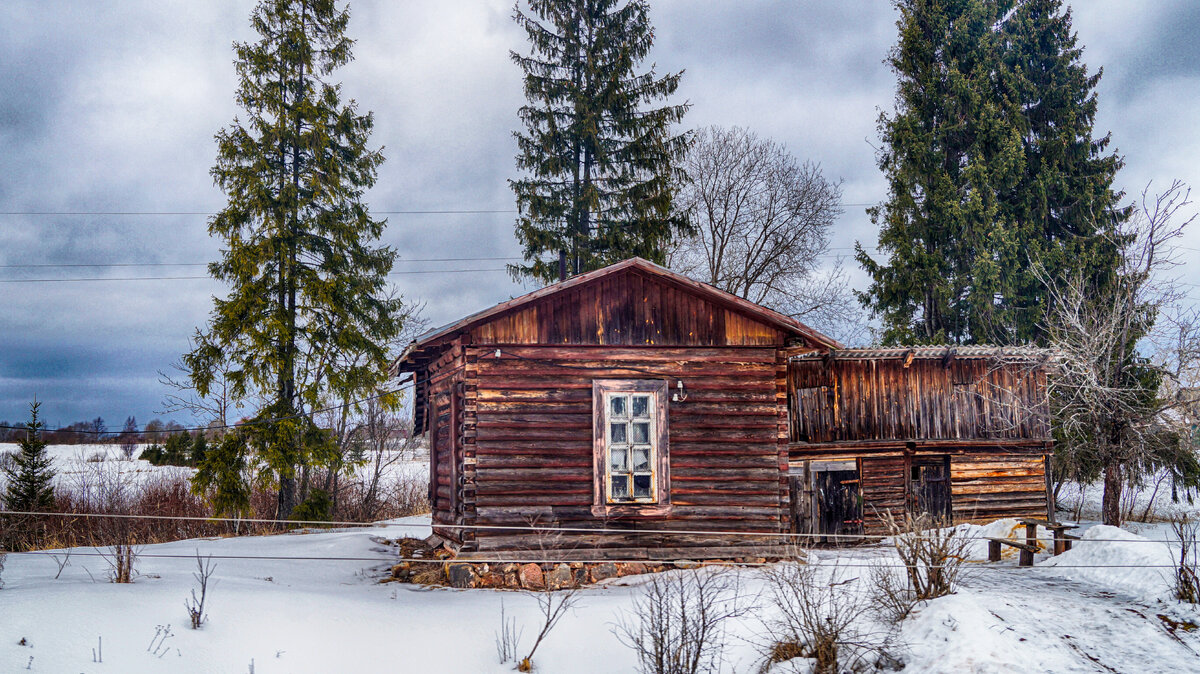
[394,257,840,377]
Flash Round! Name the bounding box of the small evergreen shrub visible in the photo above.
[139,445,166,466]
[290,489,333,525]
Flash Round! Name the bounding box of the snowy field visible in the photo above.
[1,514,1198,673]
[0,443,429,501]
[2,449,1198,672]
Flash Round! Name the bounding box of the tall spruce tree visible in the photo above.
[996,0,1127,343]
[857,0,1126,345]
[185,0,402,518]
[509,0,691,283]
[2,400,55,512]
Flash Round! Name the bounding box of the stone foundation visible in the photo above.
[379,537,772,589]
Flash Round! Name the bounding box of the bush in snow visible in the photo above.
[186,551,217,628]
[1170,513,1199,603]
[615,567,748,674]
[757,560,893,674]
[106,542,139,583]
[515,570,580,672]
[867,559,919,624]
[882,512,969,601]
[493,599,524,665]
[139,444,166,465]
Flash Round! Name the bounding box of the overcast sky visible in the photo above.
[1,1,1198,430]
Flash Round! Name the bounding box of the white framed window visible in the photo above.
[592,380,670,514]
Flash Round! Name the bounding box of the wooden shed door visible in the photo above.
[910,456,952,523]
[803,461,863,544]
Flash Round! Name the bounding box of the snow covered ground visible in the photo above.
[2,449,1195,672]
[2,514,1198,673]
[0,443,429,502]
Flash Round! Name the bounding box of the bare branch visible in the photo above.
[669,126,865,344]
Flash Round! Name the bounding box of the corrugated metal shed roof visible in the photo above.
[790,345,1054,361]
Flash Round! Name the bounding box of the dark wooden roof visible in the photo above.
[395,257,840,373]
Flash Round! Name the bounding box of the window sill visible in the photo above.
[591,503,673,519]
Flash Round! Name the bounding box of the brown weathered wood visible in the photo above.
[789,356,1051,444]
[402,259,1054,555]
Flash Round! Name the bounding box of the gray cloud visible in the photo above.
[1,0,1198,428]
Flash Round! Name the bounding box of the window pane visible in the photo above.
[633,474,652,498]
[610,422,627,444]
[632,447,651,471]
[611,474,630,499]
[610,447,628,472]
[632,422,650,444]
[632,395,650,418]
[610,395,627,418]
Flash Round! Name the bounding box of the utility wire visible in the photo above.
[0,510,1191,545]
[0,547,1182,569]
[0,204,880,216]
[0,209,521,216]
[0,268,510,283]
[0,256,522,269]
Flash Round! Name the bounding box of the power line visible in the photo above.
[0,510,1191,546]
[0,268,510,283]
[0,209,521,216]
[0,204,881,216]
[0,253,866,272]
[0,547,1181,569]
[0,256,521,269]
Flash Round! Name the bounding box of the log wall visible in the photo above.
[455,344,790,557]
[426,341,465,543]
[788,354,1053,533]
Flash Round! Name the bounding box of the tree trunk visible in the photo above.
[1101,461,1123,526]
[277,476,296,521]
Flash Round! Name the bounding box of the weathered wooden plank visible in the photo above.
[789,357,1052,444]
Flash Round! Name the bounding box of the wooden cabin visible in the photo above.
[393,258,1052,559]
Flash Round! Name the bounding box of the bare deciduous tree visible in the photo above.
[158,358,240,428]
[1041,181,1200,526]
[669,126,860,342]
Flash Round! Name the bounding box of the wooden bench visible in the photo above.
[1018,518,1080,556]
[987,537,1040,567]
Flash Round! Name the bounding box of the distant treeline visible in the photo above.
[0,416,218,445]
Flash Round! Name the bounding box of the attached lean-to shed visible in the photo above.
[393,258,1054,558]
[788,347,1054,539]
